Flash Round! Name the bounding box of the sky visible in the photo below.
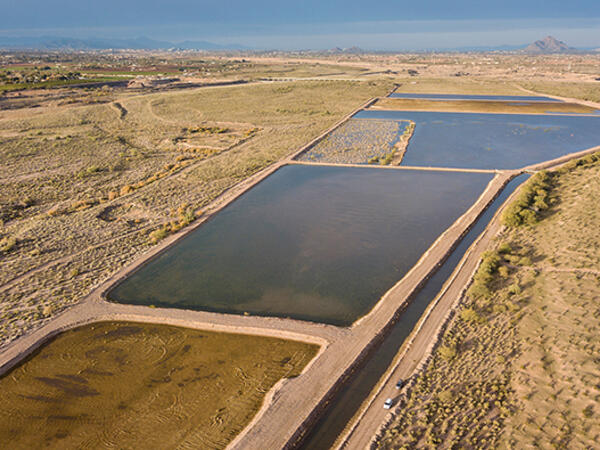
[1,0,599,50]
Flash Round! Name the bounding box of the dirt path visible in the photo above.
[334,150,600,450]
[0,137,512,450]
[515,85,600,110]
[2,85,598,450]
[335,179,518,450]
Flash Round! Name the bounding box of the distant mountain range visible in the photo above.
[0,35,596,53]
[0,36,248,51]
[524,36,573,54]
[411,37,589,53]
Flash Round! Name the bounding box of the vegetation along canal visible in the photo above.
[297,174,529,449]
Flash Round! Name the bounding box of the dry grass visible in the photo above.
[392,78,526,96]
[376,156,600,449]
[373,97,597,114]
[0,321,318,449]
[520,80,600,103]
[0,78,392,348]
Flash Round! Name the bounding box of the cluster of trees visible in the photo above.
[0,67,82,86]
[502,171,552,227]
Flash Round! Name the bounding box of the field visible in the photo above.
[0,321,318,449]
[375,154,600,449]
[390,77,526,95]
[0,78,392,348]
[2,51,600,449]
[519,80,600,103]
[373,97,598,114]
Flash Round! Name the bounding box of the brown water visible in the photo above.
[108,165,493,325]
[0,321,318,449]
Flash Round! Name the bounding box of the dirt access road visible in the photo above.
[334,146,600,449]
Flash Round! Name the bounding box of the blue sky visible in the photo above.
[1,0,599,49]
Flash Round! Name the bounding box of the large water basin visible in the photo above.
[108,165,493,326]
[297,174,530,449]
[355,110,600,170]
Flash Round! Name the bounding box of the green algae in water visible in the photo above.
[109,165,493,325]
[0,321,318,449]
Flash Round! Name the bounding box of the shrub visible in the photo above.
[439,344,458,361]
[460,307,481,323]
[469,251,501,299]
[149,227,168,244]
[508,283,521,295]
[438,390,453,403]
[0,236,17,253]
[498,242,512,254]
[502,171,553,227]
[77,165,102,178]
[498,266,509,278]
[518,256,532,266]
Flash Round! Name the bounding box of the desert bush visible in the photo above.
[120,185,133,196]
[77,165,102,178]
[0,236,17,253]
[518,256,532,266]
[460,307,482,323]
[507,283,521,296]
[149,227,168,244]
[439,344,458,361]
[498,242,512,254]
[438,390,453,403]
[502,171,552,227]
[469,251,501,299]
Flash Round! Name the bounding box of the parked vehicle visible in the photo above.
[383,398,394,409]
[395,379,404,389]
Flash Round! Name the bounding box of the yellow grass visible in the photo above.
[376,155,600,449]
[0,79,392,348]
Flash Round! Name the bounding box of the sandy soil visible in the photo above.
[333,146,600,449]
[2,81,599,449]
[0,135,510,450]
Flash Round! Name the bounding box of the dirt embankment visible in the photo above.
[335,146,600,449]
[391,121,415,165]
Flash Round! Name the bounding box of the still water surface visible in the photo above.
[109,165,492,325]
[297,174,530,449]
[355,110,600,170]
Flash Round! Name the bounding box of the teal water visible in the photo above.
[355,110,600,170]
[108,165,492,326]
